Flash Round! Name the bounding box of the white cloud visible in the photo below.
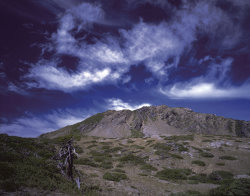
[0,109,87,137]
[8,82,28,95]
[26,60,117,92]
[71,3,105,25]
[160,82,250,99]
[26,1,244,92]
[107,98,151,111]
[158,57,250,99]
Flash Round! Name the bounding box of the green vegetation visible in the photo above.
[216,162,225,166]
[153,143,171,156]
[112,168,126,173]
[131,144,145,149]
[191,146,203,152]
[140,164,157,171]
[130,129,144,138]
[209,178,250,196]
[89,150,113,169]
[200,152,214,158]
[103,172,128,182]
[164,135,194,141]
[208,170,234,184]
[99,161,113,169]
[170,190,203,196]
[188,173,209,183]
[74,158,98,167]
[176,143,189,152]
[202,139,212,142]
[0,134,81,194]
[145,139,154,146]
[119,154,146,165]
[192,160,206,166]
[138,173,148,176]
[219,155,237,160]
[169,153,183,159]
[127,139,134,143]
[156,168,192,181]
[75,145,83,153]
[87,144,97,149]
[235,120,245,137]
[83,113,104,126]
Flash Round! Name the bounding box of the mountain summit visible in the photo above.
[41,105,250,139]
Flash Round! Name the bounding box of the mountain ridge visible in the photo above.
[40,105,250,139]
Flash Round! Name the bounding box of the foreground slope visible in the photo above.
[1,133,250,195]
[41,105,250,139]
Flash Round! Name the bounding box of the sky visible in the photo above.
[0,0,250,137]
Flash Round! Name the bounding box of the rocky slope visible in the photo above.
[41,105,250,139]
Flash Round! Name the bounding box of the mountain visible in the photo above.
[2,105,250,195]
[41,105,250,139]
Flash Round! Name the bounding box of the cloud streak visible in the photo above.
[160,57,250,99]
[107,98,151,111]
[22,0,249,99]
[160,82,250,99]
[26,60,118,92]
[0,109,87,137]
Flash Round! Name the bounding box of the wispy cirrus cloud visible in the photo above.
[0,109,88,137]
[25,59,120,92]
[160,82,250,99]
[23,0,247,96]
[160,57,250,99]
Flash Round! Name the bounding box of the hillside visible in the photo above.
[1,105,250,195]
[41,105,250,139]
[1,133,250,195]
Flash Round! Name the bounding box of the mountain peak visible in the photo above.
[41,105,250,139]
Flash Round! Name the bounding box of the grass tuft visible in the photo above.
[192,160,206,166]
[103,172,127,182]
[219,156,237,160]
[156,168,192,181]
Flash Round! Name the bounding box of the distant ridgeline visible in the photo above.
[40,105,250,140]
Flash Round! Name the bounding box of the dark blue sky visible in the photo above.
[0,0,250,137]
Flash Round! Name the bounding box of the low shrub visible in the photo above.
[156,168,192,181]
[169,153,183,159]
[208,170,234,184]
[200,152,214,158]
[188,173,208,183]
[176,144,189,152]
[216,162,225,166]
[153,143,171,156]
[192,160,206,166]
[112,168,126,173]
[103,172,127,182]
[127,139,134,143]
[164,135,194,141]
[202,139,212,142]
[87,144,97,149]
[209,178,250,196]
[75,158,98,167]
[219,156,237,160]
[169,190,203,196]
[99,161,113,169]
[130,129,144,138]
[119,154,146,165]
[75,145,83,153]
[140,164,157,171]
[131,145,145,149]
[191,146,203,152]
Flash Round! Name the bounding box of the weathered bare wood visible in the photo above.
[55,139,80,189]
